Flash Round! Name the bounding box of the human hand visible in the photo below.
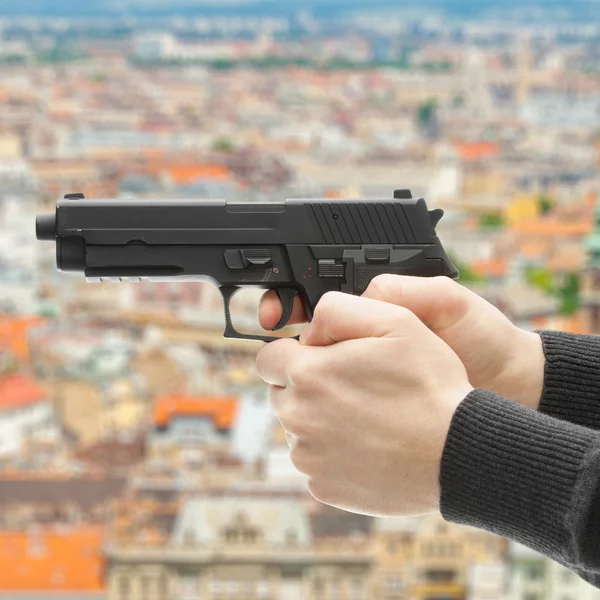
[255,292,473,517]
[259,276,544,410]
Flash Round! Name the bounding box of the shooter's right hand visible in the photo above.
[258,275,545,410]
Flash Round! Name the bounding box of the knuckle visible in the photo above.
[431,275,458,295]
[366,274,396,299]
[275,398,313,437]
[313,292,341,323]
[431,276,469,311]
[287,358,316,388]
[277,399,300,427]
[289,446,312,475]
[391,304,417,323]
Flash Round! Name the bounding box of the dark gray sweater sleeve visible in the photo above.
[538,330,600,429]
[440,389,600,585]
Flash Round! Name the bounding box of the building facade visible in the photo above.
[106,497,373,600]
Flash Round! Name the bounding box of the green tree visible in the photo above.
[479,213,506,229]
[89,72,108,82]
[538,194,556,215]
[558,273,580,315]
[526,266,556,294]
[525,268,580,315]
[416,99,438,130]
[213,137,235,153]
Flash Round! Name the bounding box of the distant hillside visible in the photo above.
[0,0,598,19]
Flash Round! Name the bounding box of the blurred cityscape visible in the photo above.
[2,1,600,599]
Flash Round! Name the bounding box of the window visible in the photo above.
[385,575,402,590]
[424,570,456,583]
[225,529,238,543]
[118,576,130,599]
[350,577,363,600]
[285,528,298,546]
[183,528,196,546]
[313,576,325,599]
[243,529,257,544]
[140,575,151,595]
[257,580,271,600]
[213,578,224,599]
[158,574,168,596]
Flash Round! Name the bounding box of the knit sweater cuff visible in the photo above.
[440,389,596,560]
[538,330,600,429]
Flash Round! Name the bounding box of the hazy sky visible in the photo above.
[0,0,595,17]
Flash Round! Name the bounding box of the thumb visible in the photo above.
[299,291,421,347]
[362,275,475,334]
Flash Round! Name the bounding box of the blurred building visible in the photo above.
[373,515,507,600]
[0,474,127,529]
[147,393,240,481]
[0,374,59,457]
[509,542,600,600]
[106,496,373,600]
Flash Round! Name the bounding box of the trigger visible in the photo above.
[272,288,299,331]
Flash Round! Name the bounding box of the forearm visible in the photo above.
[536,331,600,429]
[440,389,600,584]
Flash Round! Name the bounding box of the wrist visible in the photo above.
[490,329,545,410]
[505,330,545,410]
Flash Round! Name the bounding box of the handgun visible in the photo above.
[36,189,458,343]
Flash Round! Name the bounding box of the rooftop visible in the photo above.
[0,374,47,411]
[153,394,238,429]
[453,141,500,162]
[0,316,44,360]
[0,526,104,592]
[166,164,231,184]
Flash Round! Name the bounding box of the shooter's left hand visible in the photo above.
[255,292,473,517]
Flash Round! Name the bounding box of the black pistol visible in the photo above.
[36,189,458,342]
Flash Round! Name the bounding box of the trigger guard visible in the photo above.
[272,288,299,331]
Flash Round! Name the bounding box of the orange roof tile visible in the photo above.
[0,526,104,591]
[454,141,500,161]
[560,315,590,335]
[153,395,238,429]
[546,254,585,272]
[0,375,47,411]
[166,164,231,185]
[520,241,547,259]
[471,258,508,278]
[0,316,44,360]
[512,220,592,237]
